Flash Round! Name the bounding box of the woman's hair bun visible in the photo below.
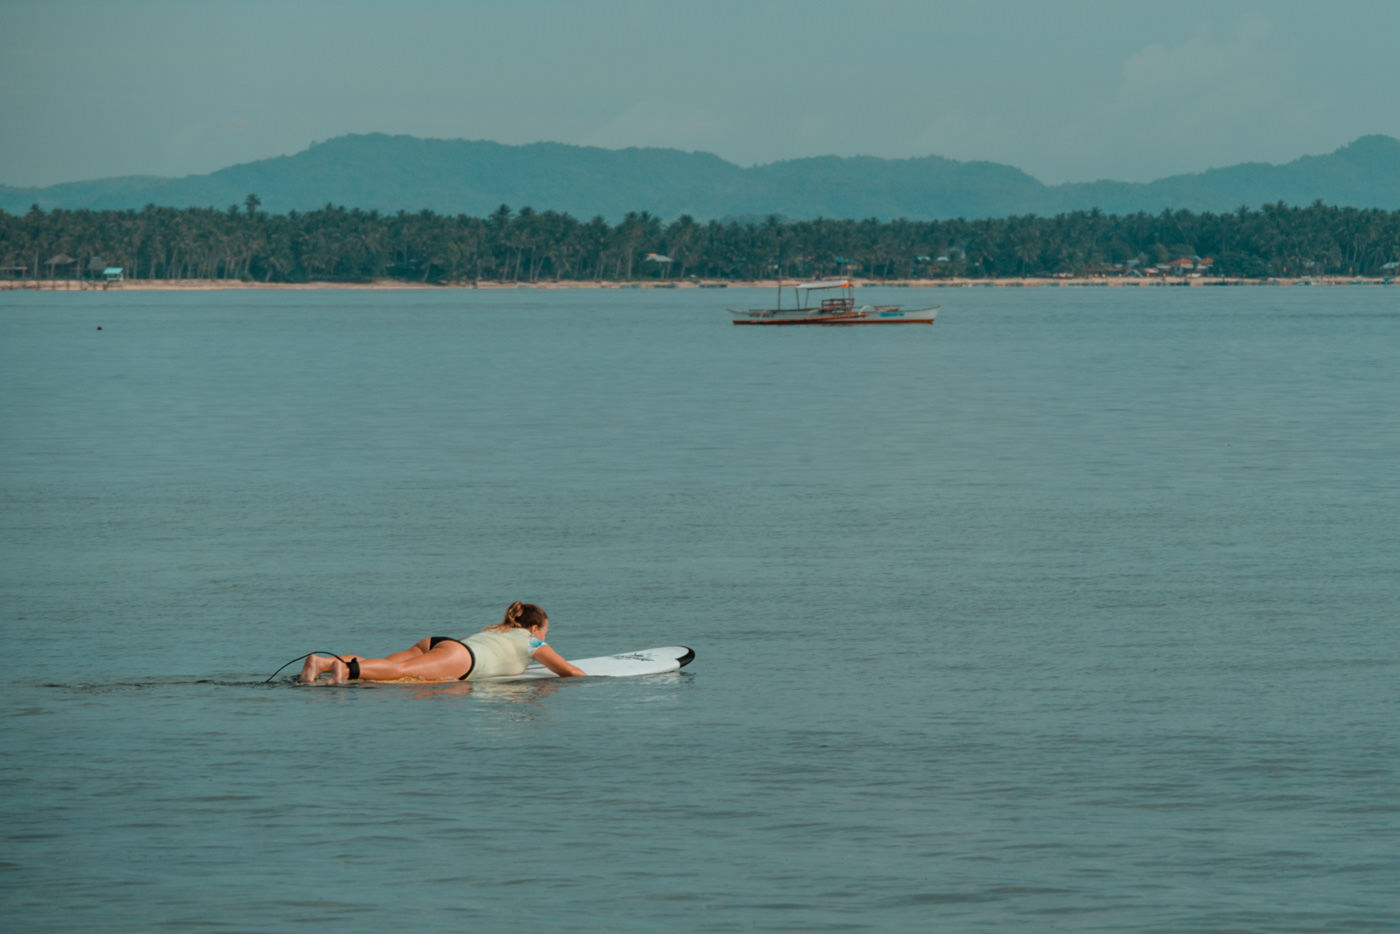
[497,600,546,630]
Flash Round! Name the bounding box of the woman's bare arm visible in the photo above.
[531,644,586,677]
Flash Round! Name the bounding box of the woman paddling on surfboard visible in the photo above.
[298,601,586,684]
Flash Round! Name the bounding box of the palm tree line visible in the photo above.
[3,196,1397,283]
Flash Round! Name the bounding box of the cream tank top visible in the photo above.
[462,628,545,679]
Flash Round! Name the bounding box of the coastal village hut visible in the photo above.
[47,253,76,279]
[645,252,674,279]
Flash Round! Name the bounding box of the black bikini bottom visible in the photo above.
[429,636,475,681]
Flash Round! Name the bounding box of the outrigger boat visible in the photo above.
[729,279,939,326]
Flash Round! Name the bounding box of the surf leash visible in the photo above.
[263,652,353,684]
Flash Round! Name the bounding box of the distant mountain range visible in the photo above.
[3,133,1398,221]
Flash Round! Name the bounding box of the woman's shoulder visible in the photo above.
[503,627,545,650]
[479,625,532,642]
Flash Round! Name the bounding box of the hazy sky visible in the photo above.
[3,0,1397,188]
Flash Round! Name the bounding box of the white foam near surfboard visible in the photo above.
[480,645,695,681]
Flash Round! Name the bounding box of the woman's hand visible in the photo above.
[532,644,586,677]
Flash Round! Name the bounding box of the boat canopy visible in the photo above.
[794,279,853,290]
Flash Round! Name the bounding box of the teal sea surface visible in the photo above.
[2,285,1397,932]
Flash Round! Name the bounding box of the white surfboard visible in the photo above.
[481,645,695,681]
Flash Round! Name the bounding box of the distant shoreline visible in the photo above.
[3,275,1392,292]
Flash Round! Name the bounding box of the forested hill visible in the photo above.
[2,133,1399,220]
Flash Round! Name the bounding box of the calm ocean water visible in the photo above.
[2,284,1397,932]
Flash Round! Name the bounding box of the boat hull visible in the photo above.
[729,305,938,326]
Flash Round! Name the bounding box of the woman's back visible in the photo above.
[464,627,537,678]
